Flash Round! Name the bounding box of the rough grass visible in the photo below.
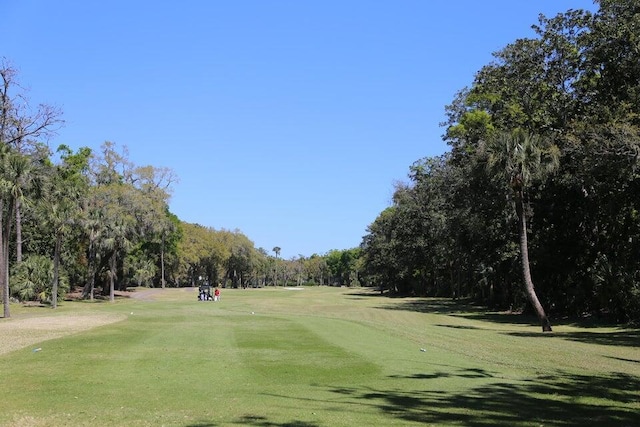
[0,286,638,426]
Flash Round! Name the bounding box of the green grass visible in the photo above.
[1,286,638,426]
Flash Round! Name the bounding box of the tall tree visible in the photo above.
[1,149,41,316]
[0,60,62,317]
[484,129,559,332]
[1,60,63,266]
[0,144,11,317]
[272,247,281,286]
[0,60,63,148]
[128,164,177,288]
[226,232,256,288]
[43,145,90,308]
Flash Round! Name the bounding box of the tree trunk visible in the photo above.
[109,254,116,302]
[516,192,552,332]
[274,258,278,287]
[15,199,22,263]
[160,236,166,289]
[81,265,96,301]
[52,233,61,309]
[0,198,8,318]
[1,197,14,318]
[81,241,96,300]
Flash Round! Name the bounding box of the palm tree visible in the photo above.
[485,129,559,332]
[44,180,82,309]
[80,214,101,301]
[102,220,129,303]
[272,246,281,286]
[45,145,90,307]
[0,143,11,317]
[89,183,138,302]
[1,148,41,317]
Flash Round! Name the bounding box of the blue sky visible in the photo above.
[2,0,596,259]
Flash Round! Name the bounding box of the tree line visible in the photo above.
[359,0,640,328]
[0,64,362,318]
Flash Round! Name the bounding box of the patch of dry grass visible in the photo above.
[0,313,126,355]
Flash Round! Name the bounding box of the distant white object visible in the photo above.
[420,348,426,352]
[33,348,42,352]
[251,312,255,314]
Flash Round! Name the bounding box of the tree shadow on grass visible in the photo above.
[250,366,639,426]
[505,329,640,348]
[231,415,320,426]
[376,297,489,316]
[377,298,640,347]
[248,369,640,427]
[605,355,640,364]
[185,417,320,427]
[388,366,496,381]
[344,289,386,300]
[377,298,545,330]
[434,324,483,330]
[324,370,640,426]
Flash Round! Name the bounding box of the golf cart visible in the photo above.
[198,284,213,301]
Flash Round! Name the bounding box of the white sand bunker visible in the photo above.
[0,313,125,355]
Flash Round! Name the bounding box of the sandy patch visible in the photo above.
[0,313,125,355]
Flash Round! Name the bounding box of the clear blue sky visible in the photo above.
[2,0,596,259]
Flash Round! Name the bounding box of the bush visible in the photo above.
[10,255,69,303]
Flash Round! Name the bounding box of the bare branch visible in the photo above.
[0,58,64,151]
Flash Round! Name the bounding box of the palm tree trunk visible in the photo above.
[0,198,8,318]
[516,191,552,332]
[81,236,97,300]
[109,253,116,302]
[52,233,61,309]
[15,199,22,263]
[160,235,166,289]
[2,197,14,318]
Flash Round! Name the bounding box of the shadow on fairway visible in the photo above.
[375,297,638,337]
[185,418,320,427]
[322,370,640,426]
[507,329,640,348]
[376,297,487,315]
[388,366,496,380]
[231,415,320,426]
[375,297,541,328]
[434,324,483,330]
[605,355,640,364]
[184,423,217,427]
[343,289,387,300]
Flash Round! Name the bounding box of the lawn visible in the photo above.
[0,286,638,426]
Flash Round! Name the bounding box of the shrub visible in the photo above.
[10,255,69,303]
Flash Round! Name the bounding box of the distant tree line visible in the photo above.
[359,0,640,327]
[0,59,363,319]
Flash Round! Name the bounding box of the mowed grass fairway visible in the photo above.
[0,286,638,427]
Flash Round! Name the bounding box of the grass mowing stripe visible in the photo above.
[233,315,380,386]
